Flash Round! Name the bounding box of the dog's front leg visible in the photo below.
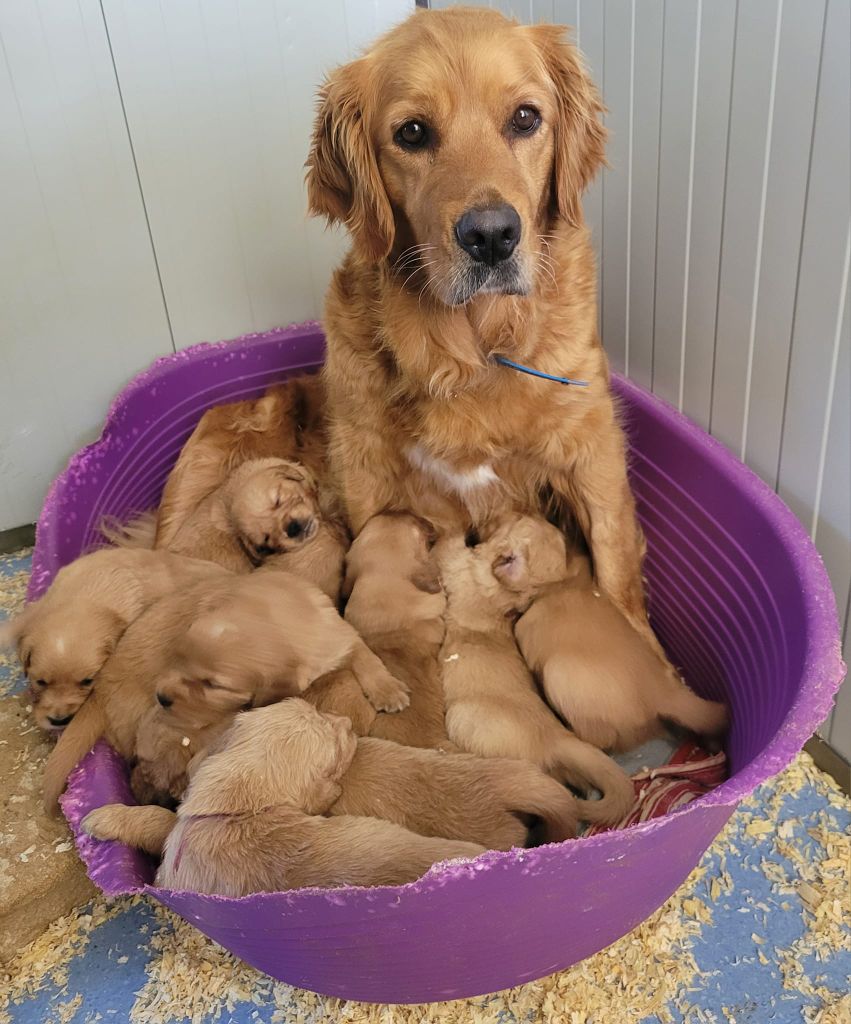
[550,435,672,667]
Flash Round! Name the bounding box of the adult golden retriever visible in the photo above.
[306,6,656,646]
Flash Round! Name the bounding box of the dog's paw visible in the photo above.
[360,673,411,714]
[82,804,128,841]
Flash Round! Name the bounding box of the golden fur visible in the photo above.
[41,576,232,814]
[166,457,322,572]
[504,516,729,752]
[342,514,453,748]
[153,570,410,728]
[436,530,633,826]
[306,6,664,660]
[1,548,225,734]
[332,736,577,847]
[259,514,350,604]
[155,374,327,548]
[155,701,484,896]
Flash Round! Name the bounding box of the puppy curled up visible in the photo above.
[338,513,453,749]
[88,700,484,896]
[505,516,729,752]
[155,374,328,548]
[165,457,323,573]
[0,547,226,734]
[437,529,634,826]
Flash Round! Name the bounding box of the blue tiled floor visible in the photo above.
[3,550,849,1024]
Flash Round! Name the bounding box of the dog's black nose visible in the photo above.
[47,713,73,727]
[455,204,521,265]
[156,693,173,708]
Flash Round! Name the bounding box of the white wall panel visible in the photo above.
[0,0,172,531]
[99,0,411,349]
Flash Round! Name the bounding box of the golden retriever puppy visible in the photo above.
[342,514,452,748]
[307,7,669,665]
[130,705,231,807]
[41,574,233,814]
[155,701,483,896]
[1,548,225,734]
[437,532,633,826]
[166,457,321,572]
[156,374,327,548]
[153,571,410,728]
[332,736,577,848]
[84,703,576,855]
[260,514,350,603]
[497,516,729,753]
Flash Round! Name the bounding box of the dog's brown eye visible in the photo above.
[35,679,48,687]
[511,106,540,134]
[395,120,429,149]
[80,678,94,686]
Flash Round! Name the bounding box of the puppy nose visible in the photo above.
[455,204,521,265]
[286,518,306,539]
[156,692,173,708]
[47,713,74,727]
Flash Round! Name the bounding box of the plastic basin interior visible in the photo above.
[35,323,844,1004]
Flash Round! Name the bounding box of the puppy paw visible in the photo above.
[82,804,129,841]
[359,673,411,714]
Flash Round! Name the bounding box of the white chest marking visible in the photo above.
[407,444,498,498]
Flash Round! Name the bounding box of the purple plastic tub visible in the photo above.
[35,323,844,1004]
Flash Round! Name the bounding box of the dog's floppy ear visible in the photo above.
[528,24,607,226]
[306,58,394,262]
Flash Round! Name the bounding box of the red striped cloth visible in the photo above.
[585,741,727,836]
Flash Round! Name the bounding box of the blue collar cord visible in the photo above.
[494,355,589,387]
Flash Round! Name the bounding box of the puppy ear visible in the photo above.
[305,58,395,262]
[527,24,607,226]
[0,607,30,651]
[303,777,343,816]
[410,562,442,595]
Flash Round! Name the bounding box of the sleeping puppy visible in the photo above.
[87,700,483,896]
[341,514,453,749]
[154,570,410,727]
[331,735,578,847]
[437,532,634,826]
[156,374,328,548]
[260,513,350,604]
[41,573,234,814]
[496,516,729,753]
[166,458,322,573]
[85,701,576,855]
[130,705,231,808]
[1,548,226,734]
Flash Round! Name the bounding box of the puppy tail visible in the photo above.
[553,735,634,828]
[502,763,579,843]
[43,696,106,817]
[99,511,158,549]
[660,684,729,742]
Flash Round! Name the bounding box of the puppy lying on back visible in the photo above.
[1,548,225,734]
[437,531,634,826]
[341,514,453,749]
[166,458,322,573]
[156,374,328,548]
[503,516,729,753]
[153,570,410,729]
[41,573,233,814]
[87,700,484,896]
